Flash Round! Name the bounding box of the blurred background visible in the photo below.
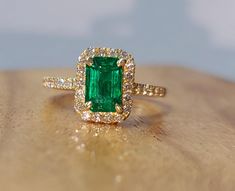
[0,0,235,81]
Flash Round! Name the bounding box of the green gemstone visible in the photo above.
[85,56,122,112]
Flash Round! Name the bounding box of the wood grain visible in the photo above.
[0,66,235,191]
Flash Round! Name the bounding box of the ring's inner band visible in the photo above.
[43,77,166,97]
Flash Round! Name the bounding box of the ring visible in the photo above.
[43,47,167,124]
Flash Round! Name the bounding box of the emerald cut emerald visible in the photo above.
[85,56,123,112]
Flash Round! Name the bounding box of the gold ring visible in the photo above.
[43,47,167,124]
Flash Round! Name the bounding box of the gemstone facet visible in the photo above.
[85,56,122,112]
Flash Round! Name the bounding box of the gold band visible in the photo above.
[132,83,166,97]
[43,77,166,97]
[43,77,76,90]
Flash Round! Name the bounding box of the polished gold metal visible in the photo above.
[85,101,92,111]
[86,57,93,66]
[115,104,123,114]
[117,58,126,67]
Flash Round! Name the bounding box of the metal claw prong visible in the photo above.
[86,57,93,66]
[115,104,123,114]
[117,58,126,67]
[85,101,92,110]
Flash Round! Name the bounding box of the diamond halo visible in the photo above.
[74,47,135,124]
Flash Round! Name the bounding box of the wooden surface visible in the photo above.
[0,66,235,191]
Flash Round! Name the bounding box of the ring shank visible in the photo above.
[43,77,76,90]
[43,77,166,97]
[132,83,166,97]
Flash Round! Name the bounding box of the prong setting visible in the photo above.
[115,104,123,114]
[117,58,126,67]
[86,57,93,66]
[85,101,92,110]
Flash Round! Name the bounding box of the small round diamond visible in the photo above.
[123,94,131,101]
[109,49,116,57]
[104,114,113,123]
[94,113,101,122]
[81,112,90,120]
[122,51,128,57]
[75,89,84,97]
[124,73,133,80]
[58,79,64,87]
[114,115,123,122]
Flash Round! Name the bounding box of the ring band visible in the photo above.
[43,47,167,124]
[43,77,166,97]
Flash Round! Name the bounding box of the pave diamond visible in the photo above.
[85,56,123,112]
